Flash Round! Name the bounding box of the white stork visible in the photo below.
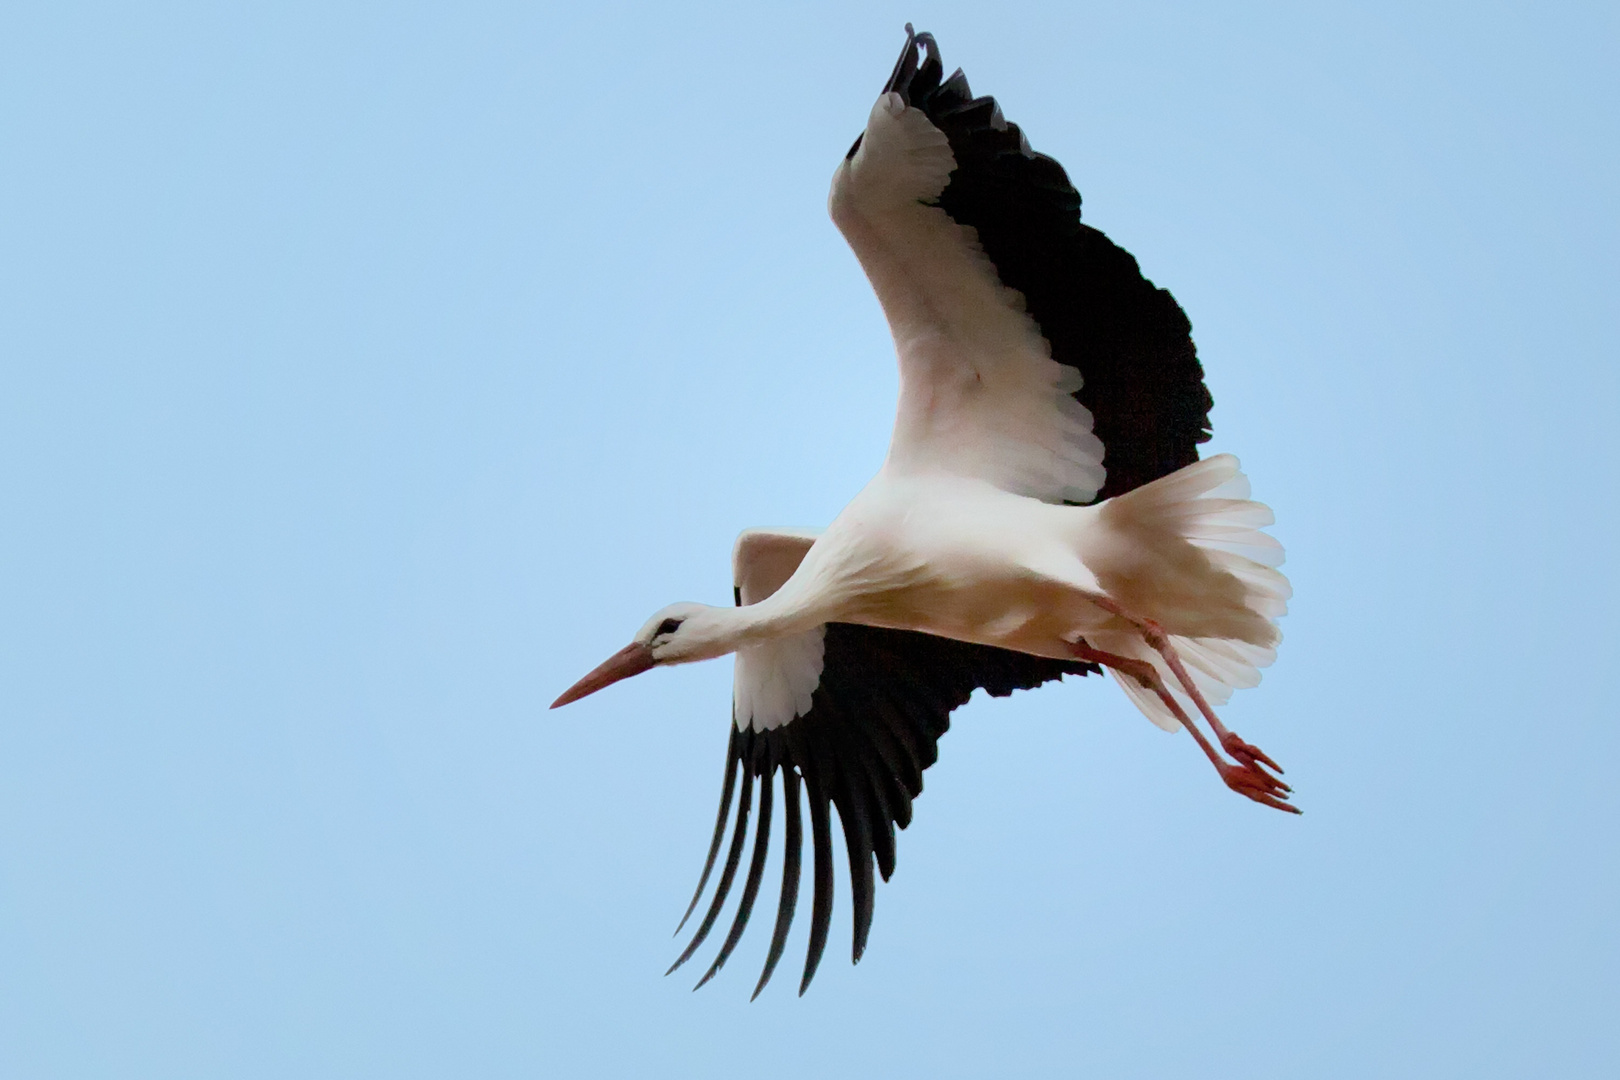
[552,26,1294,997]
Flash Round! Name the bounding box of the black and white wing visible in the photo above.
[666,528,1095,997]
[834,26,1211,504]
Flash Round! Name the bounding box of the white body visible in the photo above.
[728,454,1286,733]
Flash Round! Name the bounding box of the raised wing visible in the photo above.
[834,28,1212,504]
[668,529,1097,996]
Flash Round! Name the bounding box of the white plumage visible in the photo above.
[719,452,1285,735]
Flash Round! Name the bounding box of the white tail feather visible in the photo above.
[1088,454,1290,731]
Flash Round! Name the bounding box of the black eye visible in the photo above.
[656,618,683,636]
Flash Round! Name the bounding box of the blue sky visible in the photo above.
[2,2,1616,1076]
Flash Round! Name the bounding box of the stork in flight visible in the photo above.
[553,27,1294,997]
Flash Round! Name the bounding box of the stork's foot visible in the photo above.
[1215,729,1294,813]
[1220,731,1285,777]
[1218,760,1300,814]
[1070,638,1298,814]
[1081,599,1300,815]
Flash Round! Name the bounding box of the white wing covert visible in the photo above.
[830,92,1107,504]
[730,528,826,733]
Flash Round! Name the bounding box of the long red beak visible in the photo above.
[550,642,656,709]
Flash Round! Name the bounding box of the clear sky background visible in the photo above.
[2,2,1616,1076]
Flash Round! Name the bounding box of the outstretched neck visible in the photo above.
[727,587,831,646]
[660,592,829,666]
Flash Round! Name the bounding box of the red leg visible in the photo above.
[1088,598,1287,779]
[1068,641,1296,814]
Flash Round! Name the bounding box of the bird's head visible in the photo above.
[550,601,735,709]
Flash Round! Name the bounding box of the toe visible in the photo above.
[1247,790,1302,814]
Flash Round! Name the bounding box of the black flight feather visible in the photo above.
[752,766,802,1001]
[667,767,752,975]
[801,771,836,996]
[694,757,774,990]
[674,734,739,935]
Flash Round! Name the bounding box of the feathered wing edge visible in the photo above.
[667,623,1096,997]
[887,27,1214,502]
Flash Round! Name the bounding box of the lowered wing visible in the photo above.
[667,528,1095,996]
